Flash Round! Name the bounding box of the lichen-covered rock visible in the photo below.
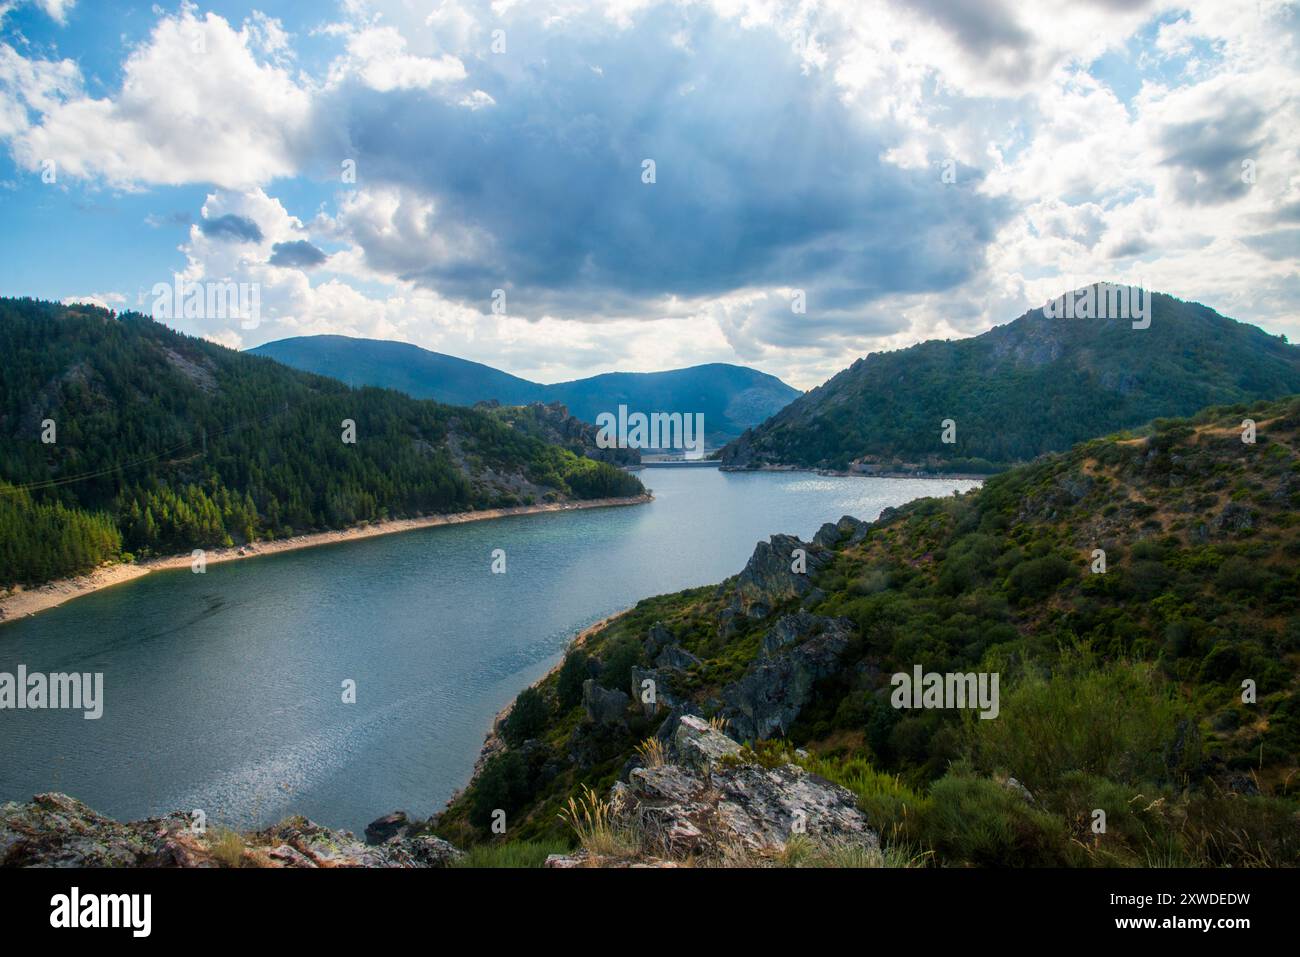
[0,793,162,867]
[609,719,877,860]
[0,793,463,868]
[672,714,742,772]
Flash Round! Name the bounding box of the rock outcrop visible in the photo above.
[731,534,832,618]
[0,793,462,868]
[546,715,877,867]
[720,614,854,741]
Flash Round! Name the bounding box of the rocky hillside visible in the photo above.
[476,400,640,467]
[719,289,1300,473]
[436,394,1300,867]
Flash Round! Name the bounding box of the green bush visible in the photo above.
[503,687,549,746]
[557,650,589,710]
[920,774,1073,866]
[598,637,642,693]
[970,658,1196,791]
[1006,554,1073,601]
[470,751,529,829]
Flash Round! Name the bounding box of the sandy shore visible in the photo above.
[0,494,653,626]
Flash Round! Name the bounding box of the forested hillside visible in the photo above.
[720,290,1300,473]
[436,395,1300,867]
[0,298,643,587]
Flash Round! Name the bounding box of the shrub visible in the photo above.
[471,751,529,829]
[557,650,589,709]
[919,774,1073,866]
[598,637,642,693]
[970,658,1195,791]
[1006,554,1073,601]
[503,687,548,746]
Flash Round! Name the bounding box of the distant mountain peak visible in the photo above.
[249,335,801,446]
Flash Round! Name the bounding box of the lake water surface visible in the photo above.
[0,469,978,834]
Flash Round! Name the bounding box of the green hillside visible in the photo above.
[720,290,1300,473]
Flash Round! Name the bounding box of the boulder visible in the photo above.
[761,611,822,657]
[645,621,674,656]
[364,810,410,845]
[609,747,878,859]
[672,714,742,772]
[582,679,630,726]
[630,666,684,717]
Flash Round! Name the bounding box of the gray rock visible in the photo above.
[761,611,822,657]
[813,522,842,547]
[0,792,464,868]
[721,616,854,741]
[582,679,630,726]
[610,750,878,858]
[645,622,674,656]
[1214,501,1256,534]
[733,534,831,619]
[672,714,742,772]
[364,810,410,845]
[630,666,683,717]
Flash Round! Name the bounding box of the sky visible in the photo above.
[0,0,1296,391]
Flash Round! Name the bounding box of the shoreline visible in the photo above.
[459,607,632,797]
[718,464,994,480]
[0,494,653,626]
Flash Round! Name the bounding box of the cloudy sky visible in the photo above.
[0,0,1296,390]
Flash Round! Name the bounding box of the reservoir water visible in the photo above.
[0,469,978,834]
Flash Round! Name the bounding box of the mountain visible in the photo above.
[0,298,644,588]
[719,289,1300,473]
[249,335,802,446]
[431,394,1300,867]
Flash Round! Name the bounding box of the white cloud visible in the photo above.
[4,7,311,189]
[327,25,467,92]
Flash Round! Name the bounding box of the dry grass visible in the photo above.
[635,737,668,768]
[207,827,247,868]
[558,785,637,858]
